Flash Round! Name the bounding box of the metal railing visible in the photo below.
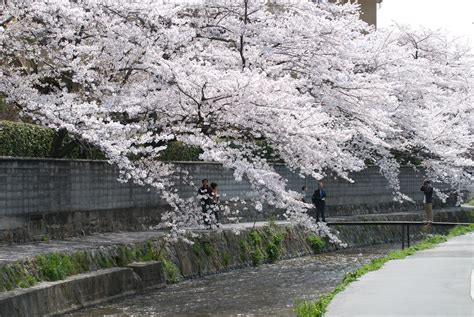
[326,221,472,249]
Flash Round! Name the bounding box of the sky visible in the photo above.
[378,0,474,46]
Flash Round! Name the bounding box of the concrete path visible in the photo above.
[0,206,464,266]
[326,232,474,317]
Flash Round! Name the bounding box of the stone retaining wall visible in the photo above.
[165,210,474,278]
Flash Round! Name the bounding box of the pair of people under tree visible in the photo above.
[197,179,220,228]
[302,182,327,222]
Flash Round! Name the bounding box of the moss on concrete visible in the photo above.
[0,240,168,292]
[160,257,180,283]
[0,264,37,292]
[0,223,313,292]
[306,234,326,254]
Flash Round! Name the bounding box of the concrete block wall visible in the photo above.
[176,163,448,208]
[0,157,456,242]
[273,164,452,216]
[0,158,455,217]
[0,158,164,217]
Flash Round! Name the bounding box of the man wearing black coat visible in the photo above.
[312,181,327,222]
[420,180,434,222]
[197,179,214,227]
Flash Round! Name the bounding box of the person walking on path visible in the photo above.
[197,179,214,228]
[312,181,327,222]
[420,180,434,222]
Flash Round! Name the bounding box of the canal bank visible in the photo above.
[0,209,472,316]
[67,225,474,317]
[1,221,320,316]
[69,243,403,317]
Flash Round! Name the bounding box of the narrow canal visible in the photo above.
[70,243,399,317]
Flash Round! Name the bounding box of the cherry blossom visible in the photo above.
[0,1,472,243]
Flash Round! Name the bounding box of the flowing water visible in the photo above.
[69,243,399,317]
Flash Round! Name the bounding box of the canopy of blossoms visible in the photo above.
[0,0,472,242]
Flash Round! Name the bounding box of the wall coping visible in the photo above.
[0,156,222,165]
[0,156,420,168]
[0,156,111,164]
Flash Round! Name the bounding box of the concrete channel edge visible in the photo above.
[0,262,165,317]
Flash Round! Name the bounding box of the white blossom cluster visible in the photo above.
[0,0,472,243]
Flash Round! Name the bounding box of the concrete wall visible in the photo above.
[0,263,165,317]
[0,157,442,216]
[0,158,163,215]
[330,0,380,27]
[357,0,379,27]
[0,158,455,242]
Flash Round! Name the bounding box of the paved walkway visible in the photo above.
[326,232,474,317]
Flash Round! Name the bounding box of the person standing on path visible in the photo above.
[420,180,434,222]
[198,179,214,228]
[312,181,327,222]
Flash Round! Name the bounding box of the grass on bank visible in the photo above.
[0,223,324,293]
[0,241,181,292]
[294,224,474,317]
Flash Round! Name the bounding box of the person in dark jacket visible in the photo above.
[420,180,434,222]
[312,181,327,222]
[197,179,214,227]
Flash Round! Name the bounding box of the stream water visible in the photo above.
[69,243,399,317]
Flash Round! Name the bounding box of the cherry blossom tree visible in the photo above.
[0,0,472,242]
[386,26,474,202]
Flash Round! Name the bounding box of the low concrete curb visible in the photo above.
[0,262,165,317]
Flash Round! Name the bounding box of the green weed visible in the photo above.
[306,234,326,254]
